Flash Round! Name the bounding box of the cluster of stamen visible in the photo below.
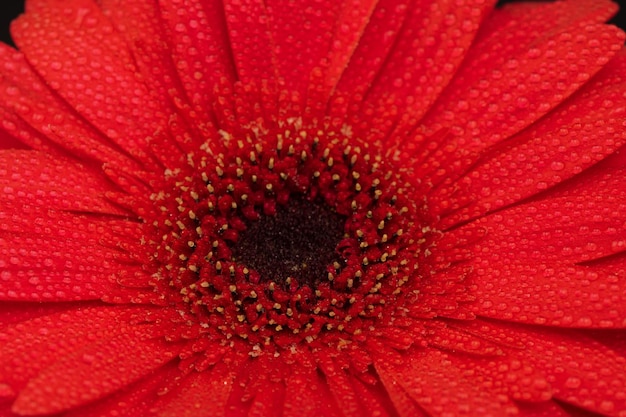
[145,119,433,348]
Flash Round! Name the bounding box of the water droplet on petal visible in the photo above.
[565,377,581,389]
[550,161,565,171]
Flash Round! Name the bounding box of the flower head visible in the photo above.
[1,0,626,416]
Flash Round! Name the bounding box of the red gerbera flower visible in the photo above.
[1,0,626,415]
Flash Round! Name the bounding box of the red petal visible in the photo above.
[352,0,496,140]
[223,0,378,108]
[376,364,429,417]
[375,349,517,417]
[435,50,626,228]
[448,353,553,403]
[100,0,220,155]
[12,333,176,415]
[0,127,27,150]
[12,0,170,165]
[0,200,134,301]
[0,267,117,302]
[157,0,236,128]
[313,0,378,101]
[0,301,76,329]
[0,44,138,167]
[473,174,626,265]
[446,319,526,350]
[154,361,237,417]
[499,325,626,416]
[267,0,373,97]
[63,361,181,417]
[349,377,397,417]
[98,0,185,112]
[436,322,554,403]
[468,260,626,329]
[453,168,626,327]
[222,0,277,87]
[330,0,411,121]
[0,202,113,238]
[247,381,285,417]
[415,0,624,186]
[0,306,151,391]
[515,401,571,417]
[483,0,617,42]
[588,328,626,358]
[283,357,342,417]
[426,320,505,356]
[0,150,120,214]
[316,353,370,417]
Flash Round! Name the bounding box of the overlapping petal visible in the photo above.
[445,163,626,328]
[345,0,497,139]
[433,49,626,228]
[12,0,172,166]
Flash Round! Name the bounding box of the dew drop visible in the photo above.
[564,377,581,389]
[550,161,565,171]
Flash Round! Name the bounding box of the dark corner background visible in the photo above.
[0,0,625,46]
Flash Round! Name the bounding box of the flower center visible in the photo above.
[233,197,345,289]
[140,119,437,349]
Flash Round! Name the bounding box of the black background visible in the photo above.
[0,1,625,47]
[0,1,22,45]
